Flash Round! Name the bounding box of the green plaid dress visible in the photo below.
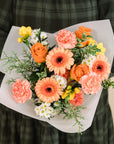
[0,0,114,143]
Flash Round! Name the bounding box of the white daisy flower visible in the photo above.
[30,29,40,44]
[54,101,60,107]
[52,75,67,89]
[82,55,96,68]
[47,107,54,114]
[51,110,56,116]
[34,106,40,115]
[39,108,46,117]
[42,102,51,107]
[41,41,48,46]
[44,112,51,118]
[30,37,38,44]
[35,102,56,118]
[40,32,47,40]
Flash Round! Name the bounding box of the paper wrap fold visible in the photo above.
[0,20,114,133]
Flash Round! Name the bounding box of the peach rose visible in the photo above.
[12,79,32,103]
[70,64,89,81]
[80,72,102,94]
[31,42,48,63]
[55,29,77,49]
[75,26,92,39]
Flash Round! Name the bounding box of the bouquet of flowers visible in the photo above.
[1,22,114,132]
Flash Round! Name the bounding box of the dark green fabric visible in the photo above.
[0,0,114,144]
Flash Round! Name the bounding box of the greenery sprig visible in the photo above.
[71,44,101,64]
[54,99,86,133]
[102,79,114,89]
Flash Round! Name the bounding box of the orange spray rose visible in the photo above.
[70,64,89,81]
[75,26,92,47]
[31,42,48,63]
[75,26,92,39]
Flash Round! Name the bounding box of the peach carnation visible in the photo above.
[35,77,63,103]
[70,64,89,81]
[70,88,84,106]
[80,72,102,94]
[92,55,111,80]
[12,79,32,103]
[55,29,77,49]
[46,47,74,75]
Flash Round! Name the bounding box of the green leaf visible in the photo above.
[77,38,82,42]
[76,43,83,47]
[87,35,92,38]
[82,32,86,39]
[36,71,47,80]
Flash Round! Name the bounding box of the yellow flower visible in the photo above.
[67,85,72,90]
[19,26,32,38]
[62,85,75,100]
[61,91,75,100]
[69,92,75,100]
[88,38,97,46]
[74,88,80,93]
[62,91,68,99]
[96,43,105,55]
[17,37,23,43]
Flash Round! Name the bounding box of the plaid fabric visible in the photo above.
[0,0,114,144]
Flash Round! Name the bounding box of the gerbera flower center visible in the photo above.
[56,57,63,63]
[97,65,103,71]
[46,87,52,92]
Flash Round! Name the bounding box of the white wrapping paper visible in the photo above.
[0,20,114,133]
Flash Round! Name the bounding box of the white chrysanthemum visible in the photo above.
[52,75,67,89]
[40,32,47,40]
[30,29,40,44]
[82,55,96,68]
[47,107,56,116]
[47,107,54,114]
[42,102,51,107]
[51,110,56,116]
[34,103,56,118]
[30,37,38,44]
[39,108,46,116]
[44,112,51,118]
[41,41,48,46]
[32,29,40,36]
[53,101,60,107]
[34,106,40,115]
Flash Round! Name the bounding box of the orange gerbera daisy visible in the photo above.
[46,47,74,75]
[92,55,111,80]
[35,77,62,103]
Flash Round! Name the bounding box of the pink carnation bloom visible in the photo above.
[80,72,102,95]
[55,29,77,49]
[12,79,32,103]
[70,89,84,107]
